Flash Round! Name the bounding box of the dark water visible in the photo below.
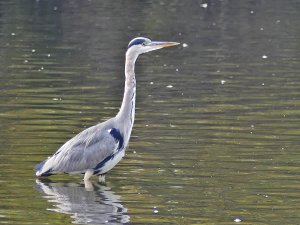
[1,0,300,224]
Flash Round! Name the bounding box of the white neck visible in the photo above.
[116,50,138,136]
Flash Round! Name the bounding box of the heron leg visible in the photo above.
[84,169,93,181]
[84,179,93,191]
[98,174,106,183]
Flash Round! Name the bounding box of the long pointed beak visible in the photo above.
[150,41,180,48]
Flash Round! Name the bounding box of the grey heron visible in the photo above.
[35,37,179,183]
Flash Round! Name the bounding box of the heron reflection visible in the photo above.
[35,179,129,224]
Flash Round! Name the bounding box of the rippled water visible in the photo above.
[1,0,300,224]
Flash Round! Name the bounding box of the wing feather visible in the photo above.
[38,121,119,174]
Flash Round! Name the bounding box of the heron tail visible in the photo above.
[34,160,47,171]
[35,159,53,176]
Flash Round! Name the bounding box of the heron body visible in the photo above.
[35,37,179,182]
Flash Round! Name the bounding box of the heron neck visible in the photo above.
[116,52,138,133]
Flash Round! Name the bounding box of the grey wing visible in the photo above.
[46,123,119,173]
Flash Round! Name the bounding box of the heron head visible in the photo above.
[127,37,179,55]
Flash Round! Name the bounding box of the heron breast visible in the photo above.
[93,150,125,175]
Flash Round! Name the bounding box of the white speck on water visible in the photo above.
[175,68,179,72]
[163,64,167,67]
[251,124,255,128]
[250,10,254,14]
[258,193,269,198]
[24,60,28,63]
[166,85,173,88]
[47,54,51,57]
[221,80,226,85]
[153,210,159,214]
[145,124,149,127]
[133,150,137,154]
[260,27,264,31]
[262,55,268,59]
[41,66,44,70]
[153,206,157,209]
[234,218,242,223]
[200,3,208,8]
[276,20,281,24]
[53,98,62,101]
[170,185,183,189]
[261,83,265,86]
[11,33,16,36]
[178,32,182,36]
[217,70,220,73]
[32,49,36,53]
[53,6,58,11]
[150,81,154,85]
[182,43,188,48]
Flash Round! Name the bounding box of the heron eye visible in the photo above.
[141,42,146,46]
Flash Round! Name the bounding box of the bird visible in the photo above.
[35,37,179,183]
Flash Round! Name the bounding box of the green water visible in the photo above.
[1,0,300,224]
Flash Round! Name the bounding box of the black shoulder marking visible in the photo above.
[109,128,124,150]
[128,38,146,48]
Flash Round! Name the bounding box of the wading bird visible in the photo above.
[35,37,179,183]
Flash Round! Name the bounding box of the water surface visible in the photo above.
[0,0,300,224]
